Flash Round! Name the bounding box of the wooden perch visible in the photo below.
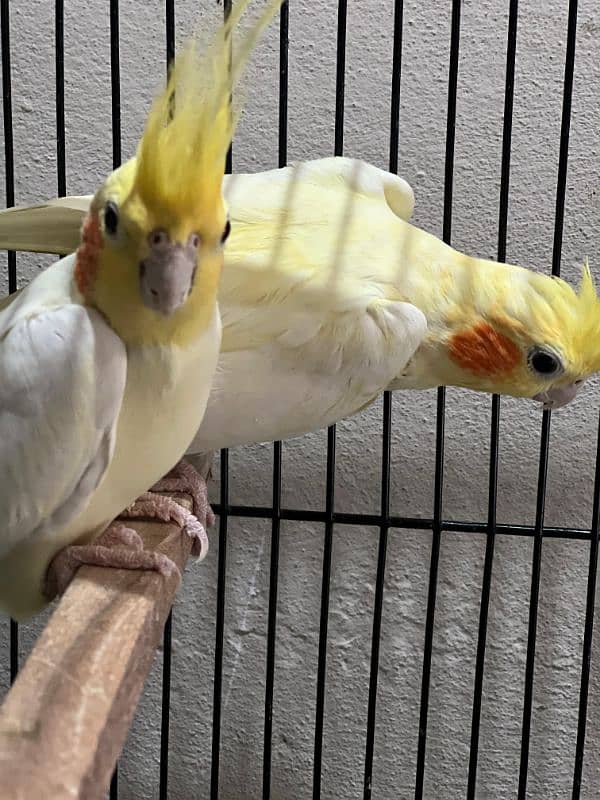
[0,493,195,800]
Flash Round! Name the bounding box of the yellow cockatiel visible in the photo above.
[1,157,600,460]
[0,0,283,620]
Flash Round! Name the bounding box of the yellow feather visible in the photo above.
[132,0,284,225]
[520,261,600,376]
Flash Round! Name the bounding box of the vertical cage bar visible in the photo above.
[110,0,121,169]
[211,3,232,795]
[467,1,518,795]
[108,5,121,791]
[388,0,403,178]
[467,395,500,795]
[211,449,229,800]
[109,772,118,800]
[551,0,578,279]
[1,0,19,681]
[414,1,460,796]
[263,440,282,800]
[159,611,173,800]
[55,0,66,197]
[262,5,288,799]
[313,3,346,796]
[166,0,175,68]
[313,426,337,800]
[496,0,518,266]
[157,7,176,795]
[572,413,600,797]
[363,388,393,800]
[518,411,551,798]
[518,3,578,796]
[1,0,16,294]
[277,1,288,168]
[362,2,404,797]
[9,620,17,684]
[224,0,233,176]
[333,0,346,157]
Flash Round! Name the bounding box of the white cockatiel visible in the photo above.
[1,157,600,470]
[0,0,283,620]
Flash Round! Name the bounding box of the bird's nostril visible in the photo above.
[139,261,146,278]
[150,289,159,298]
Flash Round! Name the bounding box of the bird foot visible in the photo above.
[149,458,215,529]
[43,464,213,601]
[120,491,210,562]
[44,521,179,600]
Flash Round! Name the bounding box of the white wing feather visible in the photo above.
[192,297,426,451]
[0,303,126,558]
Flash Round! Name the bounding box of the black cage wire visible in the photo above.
[1,0,598,798]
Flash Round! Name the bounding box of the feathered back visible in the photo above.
[133,0,282,221]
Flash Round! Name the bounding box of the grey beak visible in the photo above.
[139,233,198,316]
[532,380,586,410]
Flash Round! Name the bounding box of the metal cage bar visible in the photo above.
[572,412,600,797]
[1,0,18,686]
[467,1,518,795]
[210,447,229,799]
[312,2,346,797]
[211,1,233,794]
[55,0,66,198]
[209,504,598,542]
[262,5,289,799]
[109,4,123,795]
[414,0,460,793]
[0,0,14,296]
[157,8,177,798]
[518,1,579,796]
[363,1,404,797]
[110,0,121,170]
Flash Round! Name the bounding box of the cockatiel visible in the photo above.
[1,157,599,464]
[0,0,283,620]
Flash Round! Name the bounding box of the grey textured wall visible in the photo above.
[1,1,600,798]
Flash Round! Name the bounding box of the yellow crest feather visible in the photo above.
[570,259,600,371]
[133,0,283,222]
[529,259,600,375]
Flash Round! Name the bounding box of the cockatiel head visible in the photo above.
[401,257,600,409]
[74,0,282,346]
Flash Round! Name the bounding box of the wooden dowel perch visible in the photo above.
[0,492,195,800]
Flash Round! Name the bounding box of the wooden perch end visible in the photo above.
[0,493,196,800]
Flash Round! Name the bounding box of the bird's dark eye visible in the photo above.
[221,219,231,244]
[529,347,563,377]
[104,201,119,236]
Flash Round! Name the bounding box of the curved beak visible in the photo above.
[139,238,198,316]
[532,380,586,410]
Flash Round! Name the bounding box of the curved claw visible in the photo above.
[122,493,210,562]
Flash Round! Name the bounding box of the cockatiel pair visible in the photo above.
[0,0,284,620]
[3,55,600,622]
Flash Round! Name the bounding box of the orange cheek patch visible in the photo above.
[74,211,102,298]
[448,322,521,376]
